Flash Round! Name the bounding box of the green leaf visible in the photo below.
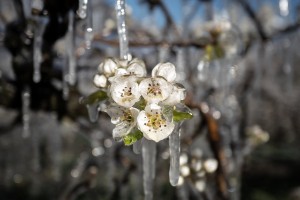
[173,109,193,122]
[204,44,225,61]
[134,98,146,110]
[123,130,143,146]
[80,90,108,105]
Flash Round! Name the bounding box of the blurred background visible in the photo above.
[0,0,300,199]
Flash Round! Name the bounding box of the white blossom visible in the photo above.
[104,105,139,140]
[163,84,186,106]
[139,77,172,103]
[93,74,107,88]
[152,62,176,82]
[110,76,141,108]
[137,104,175,142]
[98,58,118,77]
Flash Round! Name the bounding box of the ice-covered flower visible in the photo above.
[93,74,107,88]
[137,104,175,142]
[110,76,141,108]
[152,62,176,82]
[163,83,186,106]
[98,58,118,77]
[104,105,139,140]
[139,77,172,103]
[108,58,147,82]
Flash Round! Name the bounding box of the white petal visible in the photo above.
[110,77,141,108]
[139,78,172,103]
[127,63,147,77]
[129,107,140,120]
[98,58,118,76]
[115,68,129,76]
[163,84,186,106]
[137,105,175,142]
[93,74,107,88]
[152,62,176,82]
[104,105,126,124]
[112,121,133,140]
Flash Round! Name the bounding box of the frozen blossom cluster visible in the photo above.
[91,57,191,144]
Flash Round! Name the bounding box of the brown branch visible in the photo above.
[237,0,268,41]
[187,100,229,200]
[93,34,206,48]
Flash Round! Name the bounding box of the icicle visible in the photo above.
[279,0,289,17]
[66,11,76,86]
[169,124,181,186]
[22,88,31,138]
[159,45,169,62]
[142,139,156,200]
[176,47,186,82]
[133,139,142,154]
[22,0,32,19]
[33,17,48,83]
[116,0,129,60]
[31,0,43,15]
[86,103,99,122]
[85,0,93,49]
[77,0,88,19]
[63,57,69,100]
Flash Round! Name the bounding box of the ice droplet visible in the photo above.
[77,0,88,19]
[86,103,99,122]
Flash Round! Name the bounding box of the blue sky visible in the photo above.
[106,0,300,26]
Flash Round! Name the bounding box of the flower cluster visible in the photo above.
[177,149,218,192]
[90,57,191,144]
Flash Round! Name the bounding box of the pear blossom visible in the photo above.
[163,83,186,106]
[86,57,192,145]
[93,74,107,88]
[98,58,118,77]
[104,105,139,140]
[137,104,175,142]
[152,62,176,82]
[110,76,141,108]
[139,77,172,103]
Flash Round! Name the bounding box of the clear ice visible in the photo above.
[169,124,181,186]
[142,139,156,200]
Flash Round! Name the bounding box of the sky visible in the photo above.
[106,0,300,27]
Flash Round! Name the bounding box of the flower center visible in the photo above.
[145,111,167,130]
[121,110,133,123]
[147,83,162,97]
[121,86,134,102]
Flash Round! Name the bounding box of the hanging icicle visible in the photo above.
[31,0,43,15]
[86,103,99,123]
[169,123,181,186]
[142,139,156,200]
[176,48,187,82]
[159,45,169,62]
[66,11,76,86]
[33,17,48,83]
[85,0,93,49]
[133,139,142,154]
[22,0,32,19]
[77,0,88,19]
[22,88,31,138]
[116,0,129,60]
